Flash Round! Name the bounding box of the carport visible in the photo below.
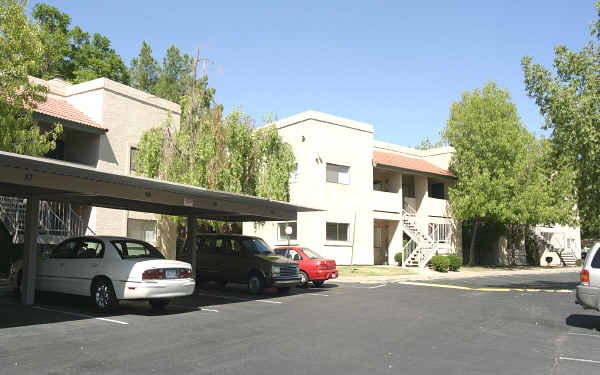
[0,150,315,305]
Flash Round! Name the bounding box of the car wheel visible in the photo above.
[298,271,309,288]
[149,298,171,309]
[313,280,325,287]
[248,273,264,295]
[278,287,292,294]
[92,279,118,312]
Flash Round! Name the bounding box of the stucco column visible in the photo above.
[21,198,40,305]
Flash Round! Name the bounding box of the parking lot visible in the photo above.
[1,270,598,375]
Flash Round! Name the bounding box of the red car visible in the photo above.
[274,246,338,287]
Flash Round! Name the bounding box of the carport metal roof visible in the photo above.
[0,150,316,221]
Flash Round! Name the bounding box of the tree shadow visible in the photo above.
[566,314,600,331]
[482,279,578,290]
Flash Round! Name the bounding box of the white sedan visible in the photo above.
[9,236,195,311]
[576,241,600,311]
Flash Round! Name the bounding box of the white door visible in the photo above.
[589,245,600,289]
[62,238,106,296]
[41,238,79,293]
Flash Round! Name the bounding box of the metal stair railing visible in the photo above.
[0,196,95,243]
[401,207,438,268]
[529,231,575,266]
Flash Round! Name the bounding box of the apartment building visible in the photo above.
[243,110,582,267]
[0,76,180,258]
[243,111,461,266]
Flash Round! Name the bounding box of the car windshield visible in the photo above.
[302,248,323,259]
[241,238,274,255]
[111,240,165,259]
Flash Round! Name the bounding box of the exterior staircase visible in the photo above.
[401,207,438,268]
[0,196,94,244]
[529,231,577,266]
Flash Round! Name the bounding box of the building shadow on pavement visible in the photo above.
[566,314,600,331]
[483,279,578,290]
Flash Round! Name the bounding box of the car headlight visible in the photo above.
[272,265,280,277]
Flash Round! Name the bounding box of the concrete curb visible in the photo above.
[335,266,580,284]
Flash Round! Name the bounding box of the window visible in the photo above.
[402,175,415,198]
[428,179,446,199]
[591,248,600,269]
[127,218,157,243]
[302,248,323,259]
[241,238,274,255]
[112,240,164,259]
[428,223,451,243]
[288,249,303,261]
[73,239,104,259]
[130,147,139,173]
[326,222,349,241]
[326,163,350,184]
[278,222,297,241]
[50,239,79,258]
[289,162,299,183]
[567,238,576,249]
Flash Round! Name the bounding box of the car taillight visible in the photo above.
[143,269,165,280]
[581,269,590,285]
[179,269,192,278]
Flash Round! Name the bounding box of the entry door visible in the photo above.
[374,226,384,264]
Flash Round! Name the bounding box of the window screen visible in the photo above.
[326,163,350,184]
[326,222,349,241]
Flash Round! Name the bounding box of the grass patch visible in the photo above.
[337,265,416,277]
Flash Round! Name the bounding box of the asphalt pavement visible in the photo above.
[0,271,598,375]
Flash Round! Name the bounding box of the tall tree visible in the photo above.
[522,1,600,238]
[31,3,129,84]
[442,81,575,265]
[154,45,193,104]
[414,137,445,150]
[129,41,160,93]
[0,0,62,155]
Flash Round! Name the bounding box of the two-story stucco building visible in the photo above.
[243,110,582,267]
[243,111,461,266]
[4,76,181,258]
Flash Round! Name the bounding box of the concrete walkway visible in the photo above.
[335,266,580,284]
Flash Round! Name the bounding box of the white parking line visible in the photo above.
[568,332,600,339]
[341,284,387,289]
[194,292,283,304]
[306,293,329,297]
[560,356,600,364]
[200,308,220,312]
[32,306,128,325]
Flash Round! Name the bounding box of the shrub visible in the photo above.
[394,252,403,264]
[448,255,463,271]
[576,258,584,267]
[430,255,450,272]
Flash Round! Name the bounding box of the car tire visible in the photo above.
[149,298,171,309]
[298,271,309,288]
[92,278,118,312]
[278,287,292,294]
[248,272,264,295]
[313,280,325,287]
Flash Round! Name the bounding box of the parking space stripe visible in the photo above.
[398,281,575,293]
[194,292,283,304]
[200,308,219,312]
[32,306,128,325]
[560,357,600,364]
[568,332,600,339]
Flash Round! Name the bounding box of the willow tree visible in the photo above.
[135,57,295,233]
[0,0,62,156]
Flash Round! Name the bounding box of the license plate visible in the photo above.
[165,269,177,279]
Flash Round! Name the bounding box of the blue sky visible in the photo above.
[30,1,595,147]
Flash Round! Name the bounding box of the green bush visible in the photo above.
[576,258,584,267]
[394,252,403,264]
[430,255,450,272]
[448,255,463,271]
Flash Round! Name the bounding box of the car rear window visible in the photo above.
[592,248,600,269]
[112,240,165,259]
[302,248,323,259]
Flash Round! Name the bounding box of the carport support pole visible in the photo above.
[21,198,40,305]
[188,216,198,278]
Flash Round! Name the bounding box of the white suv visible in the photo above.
[576,242,600,311]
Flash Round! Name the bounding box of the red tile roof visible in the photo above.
[34,96,104,130]
[373,151,456,178]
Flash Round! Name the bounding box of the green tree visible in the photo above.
[0,0,62,155]
[522,1,600,238]
[414,137,445,150]
[129,41,160,93]
[31,3,129,84]
[442,81,575,265]
[154,45,193,104]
